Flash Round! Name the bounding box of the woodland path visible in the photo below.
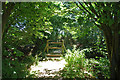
[30,58,67,79]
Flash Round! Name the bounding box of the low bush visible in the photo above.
[62,45,110,79]
[2,47,39,79]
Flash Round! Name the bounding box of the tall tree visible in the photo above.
[75,2,120,79]
[2,2,16,38]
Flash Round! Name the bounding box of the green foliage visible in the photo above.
[2,45,39,78]
[2,2,113,79]
[2,55,38,79]
[62,46,110,79]
[2,2,60,78]
[62,46,90,78]
[87,57,110,79]
[65,45,86,68]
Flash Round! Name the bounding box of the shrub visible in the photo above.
[2,47,39,79]
[62,45,92,78]
[62,45,110,79]
[87,57,110,79]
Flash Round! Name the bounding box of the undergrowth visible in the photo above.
[62,45,110,79]
[2,47,40,79]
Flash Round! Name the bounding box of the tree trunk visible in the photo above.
[102,25,120,79]
[110,30,120,80]
[103,29,120,79]
[2,3,15,39]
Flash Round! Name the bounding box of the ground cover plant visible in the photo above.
[61,45,110,79]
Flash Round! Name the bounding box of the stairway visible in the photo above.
[44,40,66,60]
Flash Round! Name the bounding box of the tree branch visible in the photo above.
[106,3,113,19]
[78,2,91,15]
[94,3,102,17]
[100,3,107,17]
[77,2,98,22]
[74,2,87,14]
[91,20,102,30]
[88,2,100,18]
[75,2,102,30]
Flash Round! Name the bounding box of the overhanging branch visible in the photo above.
[76,2,98,23]
[88,3,100,18]
[75,2,102,30]
[78,2,91,15]
[74,2,87,14]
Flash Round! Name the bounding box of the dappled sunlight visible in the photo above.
[3,2,116,79]
[30,58,67,78]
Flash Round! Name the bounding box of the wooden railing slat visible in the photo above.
[49,42,62,44]
[49,47,62,49]
[46,54,61,57]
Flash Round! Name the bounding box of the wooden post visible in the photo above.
[62,40,64,54]
[47,40,49,54]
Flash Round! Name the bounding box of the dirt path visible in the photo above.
[30,58,67,78]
